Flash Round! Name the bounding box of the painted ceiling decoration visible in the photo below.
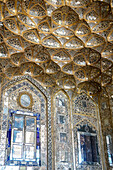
[0,0,113,95]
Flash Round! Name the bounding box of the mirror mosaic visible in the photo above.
[0,0,113,169]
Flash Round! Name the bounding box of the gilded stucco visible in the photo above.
[0,0,112,170]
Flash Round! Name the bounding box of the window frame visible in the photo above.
[11,114,37,161]
[6,109,41,166]
[77,126,100,165]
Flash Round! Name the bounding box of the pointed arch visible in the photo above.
[0,75,52,169]
[53,90,73,169]
[73,118,97,131]
[72,92,98,118]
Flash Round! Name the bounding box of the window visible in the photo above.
[7,110,41,166]
[77,125,100,165]
[106,135,113,166]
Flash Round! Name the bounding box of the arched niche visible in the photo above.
[0,75,52,170]
[73,119,102,170]
[72,93,103,170]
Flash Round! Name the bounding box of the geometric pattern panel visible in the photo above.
[73,93,97,118]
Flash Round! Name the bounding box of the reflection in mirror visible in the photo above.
[106,135,113,166]
[20,94,31,107]
[25,146,34,159]
[13,130,23,143]
[77,125,100,165]
[14,116,24,129]
[26,117,35,130]
[25,131,35,144]
[12,145,22,159]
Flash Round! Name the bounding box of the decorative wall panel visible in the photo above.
[0,75,52,170]
[73,93,103,170]
[53,91,73,170]
[0,0,113,169]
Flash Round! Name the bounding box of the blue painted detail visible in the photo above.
[7,122,12,147]
[37,132,39,137]
[37,127,40,131]
[39,160,41,166]
[7,156,10,161]
[36,145,40,149]
[37,114,40,120]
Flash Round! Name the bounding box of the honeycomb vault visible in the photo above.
[0,0,113,96]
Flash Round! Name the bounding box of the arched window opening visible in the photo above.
[73,93,102,169]
[73,120,101,169]
[77,124,100,165]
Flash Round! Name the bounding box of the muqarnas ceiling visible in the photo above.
[0,0,113,96]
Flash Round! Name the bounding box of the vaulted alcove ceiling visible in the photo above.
[0,0,113,95]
